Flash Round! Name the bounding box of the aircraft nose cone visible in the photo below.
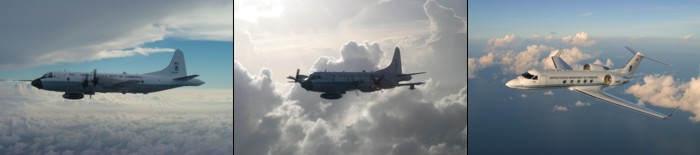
[505,79,520,88]
[31,78,43,89]
[301,80,313,90]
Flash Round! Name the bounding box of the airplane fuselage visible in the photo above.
[505,70,629,90]
[289,47,425,99]
[28,49,205,100]
[32,71,204,95]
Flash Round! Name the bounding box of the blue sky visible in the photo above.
[468,0,700,39]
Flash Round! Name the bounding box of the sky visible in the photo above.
[0,0,232,154]
[469,0,700,154]
[235,0,467,154]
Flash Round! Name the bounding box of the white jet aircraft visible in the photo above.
[505,46,679,119]
[29,49,205,99]
[288,47,425,99]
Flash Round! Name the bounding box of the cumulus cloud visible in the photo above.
[553,105,569,112]
[681,34,693,41]
[593,59,615,67]
[310,41,384,72]
[0,0,231,71]
[624,74,700,122]
[575,101,591,107]
[468,53,495,79]
[540,47,594,70]
[487,34,516,48]
[561,32,596,46]
[505,44,553,74]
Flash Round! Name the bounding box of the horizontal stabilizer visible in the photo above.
[173,74,199,81]
[400,72,426,76]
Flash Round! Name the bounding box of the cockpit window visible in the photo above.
[308,74,321,80]
[520,72,536,79]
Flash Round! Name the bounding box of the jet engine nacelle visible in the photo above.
[583,64,610,71]
[604,74,629,86]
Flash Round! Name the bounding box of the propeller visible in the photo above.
[371,75,384,90]
[287,69,308,83]
[92,69,98,86]
[351,77,361,96]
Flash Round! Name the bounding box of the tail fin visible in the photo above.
[619,46,671,76]
[145,49,187,77]
[619,53,644,76]
[379,47,402,74]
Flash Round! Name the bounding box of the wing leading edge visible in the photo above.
[570,86,674,119]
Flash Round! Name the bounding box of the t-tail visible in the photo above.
[145,49,188,78]
[619,46,671,77]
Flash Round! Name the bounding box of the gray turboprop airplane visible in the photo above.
[505,46,679,119]
[288,47,426,99]
[28,49,205,99]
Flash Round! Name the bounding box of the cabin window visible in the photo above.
[589,80,593,83]
[577,80,581,83]
[67,78,70,81]
[570,80,574,83]
[532,76,538,80]
[563,80,566,83]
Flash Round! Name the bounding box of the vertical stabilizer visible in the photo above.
[379,47,402,74]
[145,49,187,77]
[619,53,643,76]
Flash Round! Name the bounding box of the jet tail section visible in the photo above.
[618,46,671,77]
[145,49,187,77]
[378,47,402,74]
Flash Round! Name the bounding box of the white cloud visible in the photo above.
[561,32,596,46]
[540,47,594,70]
[0,0,231,71]
[521,94,527,98]
[553,105,569,112]
[543,91,554,96]
[681,34,693,41]
[575,101,591,107]
[505,44,552,74]
[488,34,516,48]
[0,82,233,154]
[467,52,496,79]
[623,74,700,122]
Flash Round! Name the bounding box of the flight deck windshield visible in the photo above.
[521,72,535,79]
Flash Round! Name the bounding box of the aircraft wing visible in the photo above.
[551,49,573,70]
[570,86,673,119]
